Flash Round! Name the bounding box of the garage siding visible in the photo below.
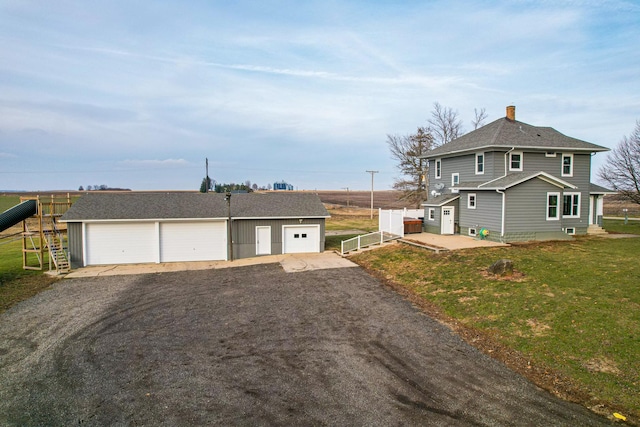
[233,219,325,259]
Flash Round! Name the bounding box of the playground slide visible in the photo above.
[0,200,37,233]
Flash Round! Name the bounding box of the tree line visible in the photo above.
[199,178,274,193]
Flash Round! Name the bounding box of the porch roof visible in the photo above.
[457,171,576,191]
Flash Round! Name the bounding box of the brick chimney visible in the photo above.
[506,105,516,121]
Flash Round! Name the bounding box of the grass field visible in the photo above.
[351,231,640,421]
[0,239,57,314]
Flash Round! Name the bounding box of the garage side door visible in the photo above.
[283,225,320,254]
[160,221,227,262]
[86,223,156,266]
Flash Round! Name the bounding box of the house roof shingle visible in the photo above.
[422,117,608,159]
[61,192,330,221]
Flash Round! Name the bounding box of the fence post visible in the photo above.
[357,235,361,251]
[341,240,344,256]
[380,231,383,245]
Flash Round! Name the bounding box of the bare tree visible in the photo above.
[472,107,488,130]
[428,102,464,146]
[387,127,435,206]
[598,120,640,204]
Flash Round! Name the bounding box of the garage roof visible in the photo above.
[60,192,330,221]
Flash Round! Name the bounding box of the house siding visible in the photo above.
[459,191,502,237]
[423,200,459,234]
[232,218,325,259]
[502,178,575,241]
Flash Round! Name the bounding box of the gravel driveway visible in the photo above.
[0,263,611,426]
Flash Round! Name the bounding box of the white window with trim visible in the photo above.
[469,228,477,237]
[435,159,442,179]
[547,192,560,220]
[509,151,523,171]
[475,153,484,175]
[468,193,477,209]
[427,208,435,221]
[563,192,580,217]
[562,153,573,177]
[451,173,459,187]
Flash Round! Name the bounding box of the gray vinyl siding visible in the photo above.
[67,222,84,269]
[459,191,502,236]
[504,178,563,233]
[423,199,459,234]
[232,218,325,259]
[483,152,503,180]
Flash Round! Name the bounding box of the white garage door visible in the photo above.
[160,221,227,262]
[86,222,156,266]
[283,225,320,254]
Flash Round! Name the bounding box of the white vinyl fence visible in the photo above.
[340,208,423,256]
[340,231,400,255]
[378,208,423,237]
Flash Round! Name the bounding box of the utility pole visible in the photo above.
[225,192,233,261]
[365,170,378,219]
[341,187,350,207]
[205,158,209,193]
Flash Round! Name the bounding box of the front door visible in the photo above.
[441,206,455,234]
[256,226,271,255]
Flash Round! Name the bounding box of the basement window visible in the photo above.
[565,228,576,235]
[469,228,477,237]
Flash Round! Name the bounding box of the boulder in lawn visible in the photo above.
[488,259,513,276]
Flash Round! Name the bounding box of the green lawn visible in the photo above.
[0,239,57,314]
[352,236,640,419]
[0,195,22,213]
[604,218,640,235]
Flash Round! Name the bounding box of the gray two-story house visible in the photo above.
[421,106,612,243]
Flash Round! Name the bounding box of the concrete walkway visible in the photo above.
[65,251,357,278]
[401,232,509,250]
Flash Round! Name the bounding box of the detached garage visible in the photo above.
[61,192,329,268]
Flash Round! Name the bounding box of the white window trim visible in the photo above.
[561,153,573,177]
[468,193,477,209]
[562,192,581,218]
[451,173,460,187]
[469,228,477,237]
[565,227,576,235]
[435,159,442,179]
[547,192,560,221]
[509,151,523,171]
[475,152,485,175]
[427,208,435,221]
[545,152,557,157]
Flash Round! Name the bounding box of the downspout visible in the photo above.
[496,189,506,242]
[503,147,515,178]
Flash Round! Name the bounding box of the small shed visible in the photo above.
[60,192,329,268]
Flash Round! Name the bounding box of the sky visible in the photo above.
[1,0,639,192]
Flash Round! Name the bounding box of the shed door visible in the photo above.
[160,221,227,262]
[256,226,272,255]
[283,225,320,254]
[86,222,156,266]
[441,207,455,234]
